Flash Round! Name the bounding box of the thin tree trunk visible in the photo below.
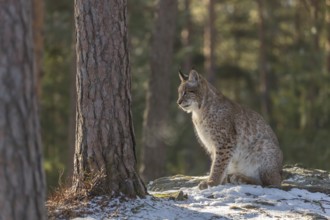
[182,0,193,72]
[326,0,330,73]
[32,0,44,100]
[140,0,178,182]
[72,0,146,197]
[306,0,320,129]
[310,0,320,51]
[203,0,217,82]
[67,43,76,180]
[0,1,46,219]
[294,1,302,45]
[257,0,272,122]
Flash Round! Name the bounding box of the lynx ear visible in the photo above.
[179,69,188,82]
[188,70,199,83]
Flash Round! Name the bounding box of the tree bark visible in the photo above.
[140,0,178,182]
[73,0,146,197]
[182,0,193,72]
[203,0,217,82]
[0,0,46,219]
[257,0,272,122]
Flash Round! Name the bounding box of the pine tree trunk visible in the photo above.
[182,0,193,72]
[257,0,272,122]
[311,0,320,51]
[67,48,76,179]
[72,0,146,197]
[204,0,217,82]
[0,1,46,219]
[140,0,178,182]
[325,0,330,73]
[306,0,320,129]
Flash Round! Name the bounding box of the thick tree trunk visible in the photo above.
[73,0,146,197]
[0,1,46,219]
[203,0,217,82]
[140,0,178,182]
[257,0,272,123]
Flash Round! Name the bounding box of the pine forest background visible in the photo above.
[42,0,330,192]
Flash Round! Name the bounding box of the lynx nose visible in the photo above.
[177,98,183,105]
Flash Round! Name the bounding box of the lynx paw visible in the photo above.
[198,180,217,190]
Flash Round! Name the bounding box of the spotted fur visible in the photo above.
[177,70,283,189]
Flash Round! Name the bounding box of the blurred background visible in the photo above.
[40,0,330,193]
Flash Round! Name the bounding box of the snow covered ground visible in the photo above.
[67,184,330,220]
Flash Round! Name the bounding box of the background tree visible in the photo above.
[181,0,193,72]
[140,0,178,182]
[72,0,146,197]
[32,0,44,99]
[203,0,217,81]
[40,0,330,192]
[256,0,272,123]
[0,0,46,219]
[67,52,76,179]
[327,0,330,73]
[41,0,74,190]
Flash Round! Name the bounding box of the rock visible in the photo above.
[280,164,330,195]
[151,190,188,201]
[282,164,330,188]
[148,165,330,195]
[148,175,207,191]
[174,190,188,201]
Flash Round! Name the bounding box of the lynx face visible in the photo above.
[177,70,201,113]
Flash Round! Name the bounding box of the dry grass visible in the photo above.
[46,185,89,219]
[46,184,134,219]
[46,170,109,219]
[46,169,148,219]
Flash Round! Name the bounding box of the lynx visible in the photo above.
[177,69,283,189]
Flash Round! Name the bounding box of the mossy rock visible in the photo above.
[282,164,330,188]
[148,175,206,191]
[152,190,188,201]
[148,165,330,195]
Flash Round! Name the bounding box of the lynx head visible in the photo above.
[177,69,204,113]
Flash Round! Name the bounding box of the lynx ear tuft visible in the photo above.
[179,69,188,82]
[189,70,199,83]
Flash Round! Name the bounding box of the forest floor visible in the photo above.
[48,182,330,219]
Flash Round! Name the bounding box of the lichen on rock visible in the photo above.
[148,165,330,195]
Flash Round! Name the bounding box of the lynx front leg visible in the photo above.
[198,146,233,190]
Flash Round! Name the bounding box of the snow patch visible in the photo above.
[67,184,330,220]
